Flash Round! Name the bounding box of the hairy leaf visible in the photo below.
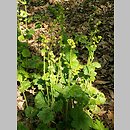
[22,49,31,57]
[37,107,54,124]
[19,80,31,93]
[92,119,109,130]
[70,107,92,130]
[34,92,47,109]
[17,122,28,130]
[25,106,38,118]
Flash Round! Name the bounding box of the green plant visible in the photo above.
[17,2,108,130]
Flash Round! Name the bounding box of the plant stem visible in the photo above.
[65,100,68,127]
[50,61,55,108]
[56,55,62,84]
[42,49,50,106]
[23,92,28,107]
[46,86,49,106]
[68,49,72,87]
[43,48,46,75]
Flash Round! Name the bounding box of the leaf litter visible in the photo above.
[17,0,114,129]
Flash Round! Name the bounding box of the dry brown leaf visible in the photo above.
[107,110,114,121]
[49,0,61,4]
[17,89,21,97]
[17,100,25,110]
[43,23,49,29]
[108,89,114,99]
[17,115,22,122]
[26,88,36,95]
[98,110,107,116]
[17,89,25,110]
[94,80,110,85]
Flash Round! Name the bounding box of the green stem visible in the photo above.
[50,61,55,108]
[23,92,28,107]
[43,53,46,75]
[68,49,72,87]
[43,51,50,105]
[46,86,49,106]
[56,55,62,84]
[65,100,68,126]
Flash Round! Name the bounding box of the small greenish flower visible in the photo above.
[67,39,76,48]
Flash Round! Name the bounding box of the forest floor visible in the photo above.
[18,0,114,129]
